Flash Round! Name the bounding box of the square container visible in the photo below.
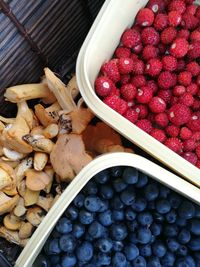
[15,152,200,267]
[76,0,200,185]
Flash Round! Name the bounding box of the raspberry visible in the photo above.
[186,83,198,95]
[146,80,158,94]
[162,55,177,71]
[136,86,153,104]
[118,58,133,74]
[131,75,146,87]
[161,27,177,44]
[141,27,160,45]
[109,87,120,97]
[173,85,186,96]
[178,71,192,86]
[168,104,191,126]
[117,99,128,115]
[166,125,180,137]
[187,42,200,60]
[121,29,141,48]
[186,112,200,131]
[135,119,153,133]
[165,138,183,154]
[182,152,198,165]
[196,6,200,19]
[181,13,199,30]
[183,139,197,152]
[186,61,200,76]
[192,99,200,111]
[136,8,155,27]
[95,76,114,97]
[171,96,179,105]
[190,30,200,42]
[145,58,162,77]
[158,71,177,89]
[157,89,172,103]
[179,127,192,140]
[168,0,186,14]
[186,4,197,15]
[131,54,139,61]
[176,59,186,72]
[115,47,131,58]
[101,60,120,82]
[197,74,200,86]
[179,93,194,107]
[154,14,168,31]
[134,104,148,119]
[103,95,121,111]
[154,112,169,127]
[192,131,200,141]
[168,11,182,27]
[147,0,166,13]
[120,84,137,101]
[150,128,166,143]
[120,74,131,85]
[170,38,189,58]
[177,29,190,40]
[132,60,145,75]
[196,161,200,169]
[124,108,138,123]
[132,43,143,54]
[196,145,200,159]
[142,45,159,61]
[149,97,166,113]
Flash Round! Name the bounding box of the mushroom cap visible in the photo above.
[25,169,51,191]
[0,192,20,215]
[26,206,45,226]
[3,214,22,230]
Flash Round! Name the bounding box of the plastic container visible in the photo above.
[76,0,200,185]
[15,152,200,267]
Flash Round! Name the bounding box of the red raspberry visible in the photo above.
[141,27,160,46]
[136,8,155,27]
[179,127,192,140]
[95,76,114,97]
[196,161,200,169]
[164,137,183,154]
[190,30,200,42]
[121,29,141,48]
[196,6,200,19]
[124,108,138,123]
[142,45,159,61]
[147,0,166,13]
[136,86,153,104]
[162,55,177,71]
[157,89,172,103]
[187,42,200,60]
[179,93,194,107]
[173,85,186,96]
[197,74,200,86]
[131,54,139,61]
[166,125,180,137]
[181,13,199,30]
[192,131,200,141]
[134,104,148,119]
[168,103,191,126]
[185,0,195,4]
[168,0,186,14]
[131,75,146,87]
[178,71,192,86]
[146,80,158,94]
[150,128,166,143]
[186,83,198,95]
[186,4,197,15]
[135,119,153,133]
[132,60,145,75]
[176,59,186,72]
[192,99,200,111]
[183,139,197,152]
[120,74,131,85]
[118,58,133,74]
[154,14,168,31]
[168,11,182,27]
[132,43,143,54]
[109,87,120,97]
[182,152,198,165]
[196,145,200,159]
[120,84,137,101]
[154,112,169,127]
[177,29,190,39]
[158,71,177,89]
[186,112,200,131]
[117,99,128,115]
[101,60,120,82]
[186,62,200,76]
[149,97,166,113]
[132,25,142,33]
[161,27,177,44]
[171,96,179,105]
[103,95,121,111]
[145,58,162,77]
[170,38,189,58]
[115,47,131,58]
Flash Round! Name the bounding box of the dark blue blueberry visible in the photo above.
[189,218,200,235]
[153,212,164,223]
[50,255,60,264]
[113,178,127,192]
[188,237,200,251]
[33,254,51,267]
[136,173,148,188]
[159,185,170,198]
[165,209,177,224]
[120,187,136,206]
[111,166,123,177]
[59,234,76,252]
[72,223,85,239]
[96,252,111,266]
[55,264,61,267]
[147,201,156,210]
[125,208,136,221]
[150,223,162,236]
[122,167,138,184]
[147,257,162,267]
[132,256,147,267]
[94,169,110,184]
[82,264,95,267]
[112,209,124,221]
[168,192,181,209]
[79,209,94,225]
[166,238,180,252]
[110,223,128,241]
[195,204,200,218]
[88,221,106,239]
[129,233,138,244]
[76,241,93,262]
[73,193,85,208]
[95,238,113,253]
[176,256,196,267]
[178,228,191,244]
[144,183,159,201]
[84,195,101,212]
[48,238,61,255]
[65,205,78,220]
[150,235,156,244]
[177,245,188,256]
[176,217,187,227]
[152,241,166,258]
[112,240,124,252]
[139,244,152,257]
[98,199,109,212]
[131,198,147,212]
[127,220,138,232]
[61,253,77,267]
[112,252,127,267]
[111,196,124,210]
[137,227,152,244]
[84,232,94,242]
[56,217,72,234]
[156,199,171,214]
[99,184,114,199]
[163,224,179,237]
[51,229,61,238]
[83,180,98,195]
[98,210,113,226]
[137,211,153,226]
[178,200,195,219]
[160,252,175,267]
[124,243,139,260]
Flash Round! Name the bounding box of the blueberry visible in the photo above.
[120,187,136,206]
[127,220,138,232]
[47,238,61,255]
[76,241,93,262]
[56,217,72,234]
[152,241,166,258]
[176,217,187,227]
[166,238,180,252]
[113,178,127,192]
[139,244,152,257]
[65,205,78,220]
[112,252,127,267]
[144,183,159,201]
[79,209,94,225]
[159,185,170,198]
[96,252,111,266]
[112,209,124,221]
[55,264,61,267]
[72,223,85,239]
[188,237,200,251]
[160,252,175,267]
[99,184,114,199]
[147,201,156,210]
[165,209,177,224]
[61,253,77,267]
[98,199,109,212]
[50,255,60,264]
[178,200,195,219]
[110,166,123,177]
[124,243,139,260]
[163,224,179,237]
[195,204,200,218]
[110,223,128,241]
[98,210,113,226]
[150,223,162,236]
[137,211,153,226]
[147,257,162,267]
[33,254,51,267]
[51,229,61,239]
[176,256,196,267]
[125,208,136,221]
[132,256,147,267]
[137,227,152,244]
[129,233,138,244]
[73,193,85,208]
[88,221,106,239]
[153,212,164,223]
[59,234,76,252]
[156,199,171,214]
[122,167,138,184]
[189,218,200,235]
[177,245,188,256]
[94,169,110,184]
[131,198,147,212]
[136,173,148,188]
[112,240,124,252]
[84,195,101,212]
[95,238,113,253]
[83,181,98,195]
[168,192,181,209]
[111,196,124,210]
[178,229,191,244]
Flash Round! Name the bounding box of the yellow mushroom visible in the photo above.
[24,188,40,207]
[36,194,54,212]
[25,169,52,191]
[43,123,59,139]
[13,198,27,217]
[0,226,29,246]
[19,222,34,239]
[33,152,48,171]
[0,192,19,215]
[3,214,22,230]
[26,206,45,226]
[17,101,34,129]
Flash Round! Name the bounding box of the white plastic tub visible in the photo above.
[15,152,200,267]
[76,0,200,185]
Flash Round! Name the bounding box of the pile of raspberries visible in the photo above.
[95,0,200,169]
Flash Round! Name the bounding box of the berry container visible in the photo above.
[15,152,200,267]
[76,0,200,185]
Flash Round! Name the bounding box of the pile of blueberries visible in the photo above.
[34,166,200,267]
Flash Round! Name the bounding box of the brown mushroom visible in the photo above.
[24,188,40,207]
[3,214,22,230]
[3,147,25,161]
[14,198,27,217]
[43,123,59,139]
[25,169,52,191]
[44,166,54,193]
[15,157,33,184]
[0,167,12,190]
[36,194,54,212]
[19,222,34,239]
[17,180,26,198]
[23,134,54,154]
[0,226,29,246]
[26,206,45,226]
[34,152,48,171]
[31,126,44,135]
[0,192,19,215]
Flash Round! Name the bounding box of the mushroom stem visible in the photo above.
[17,101,33,129]
[43,124,59,139]
[34,152,48,171]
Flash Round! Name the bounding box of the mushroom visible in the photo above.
[0,226,29,246]
[44,166,54,193]
[19,222,34,239]
[43,123,59,139]
[0,162,17,195]
[3,147,25,161]
[0,192,19,215]
[26,206,45,226]
[23,134,54,154]
[66,75,79,99]
[0,116,15,124]
[0,167,12,190]
[34,152,48,171]
[58,113,72,134]
[15,157,33,184]
[17,180,26,198]
[3,214,22,230]
[50,133,92,181]
[17,101,34,129]
[31,126,44,135]
[36,194,54,212]
[25,169,52,191]
[14,198,27,217]
[24,188,40,207]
